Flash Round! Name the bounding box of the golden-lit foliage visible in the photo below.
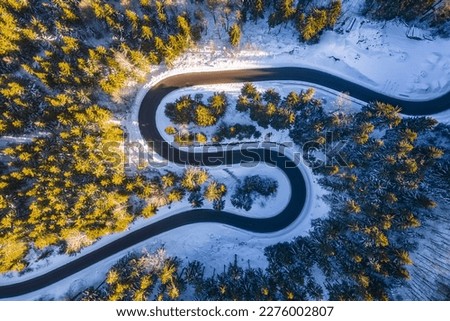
[0,0,195,273]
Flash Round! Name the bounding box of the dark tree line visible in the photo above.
[76,248,322,301]
[237,83,317,130]
[213,123,261,142]
[165,92,229,127]
[231,175,278,211]
[364,0,436,21]
[120,86,450,300]
[239,0,342,43]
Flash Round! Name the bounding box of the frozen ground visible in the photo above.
[173,0,450,103]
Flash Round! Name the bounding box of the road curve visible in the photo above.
[1,67,448,299]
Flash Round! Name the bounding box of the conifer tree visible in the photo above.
[228,23,242,47]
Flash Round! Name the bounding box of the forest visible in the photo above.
[364,0,450,35]
[79,84,449,300]
[0,0,199,274]
[0,0,449,300]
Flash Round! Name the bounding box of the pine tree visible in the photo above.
[208,92,228,117]
[298,9,328,42]
[270,0,296,26]
[188,191,204,208]
[0,7,22,56]
[327,1,342,27]
[177,16,191,39]
[367,0,435,21]
[228,23,242,47]
[204,181,227,202]
[263,88,281,105]
[244,0,266,22]
[182,167,209,191]
[195,105,216,127]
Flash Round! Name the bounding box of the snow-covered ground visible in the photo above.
[91,10,450,299]
[3,165,326,300]
[174,2,450,102]
[3,80,331,300]
[157,23,450,103]
[1,156,325,300]
[125,3,450,160]
[394,203,450,300]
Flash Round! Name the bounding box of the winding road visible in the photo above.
[0,67,448,299]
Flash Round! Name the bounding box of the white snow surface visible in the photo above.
[172,19,450,102]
